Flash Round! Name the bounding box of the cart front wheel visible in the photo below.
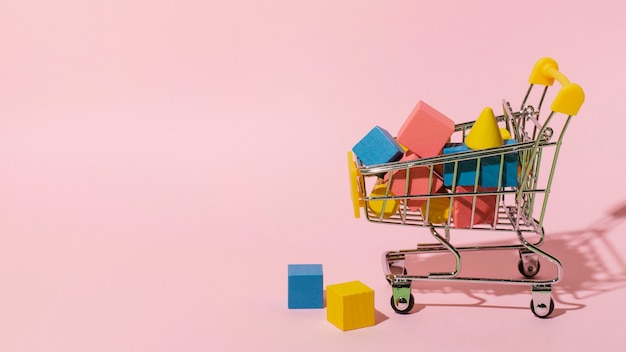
[518,259,541,278]
[390,294,414,314]
[530,298,554,318]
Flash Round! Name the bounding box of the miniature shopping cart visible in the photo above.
[347,58,584,318]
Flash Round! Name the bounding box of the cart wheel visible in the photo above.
[518,259,541,278]
[530,298,554,318]
[390,294,414,314]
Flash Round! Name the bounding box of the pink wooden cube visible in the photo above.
[386,153,443,212]
[452,185,498,228]
[397,101,455,158]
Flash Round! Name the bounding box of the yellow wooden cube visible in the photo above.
[326,281,375,331]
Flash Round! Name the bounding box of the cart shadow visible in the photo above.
[395,201,626,318]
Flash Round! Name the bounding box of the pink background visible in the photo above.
[2,1,625,350]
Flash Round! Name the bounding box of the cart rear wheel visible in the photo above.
[530,298,554,318]
[390,294,414,314]
[518,259,541,278]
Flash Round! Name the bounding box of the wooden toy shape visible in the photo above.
[352,126,404,166]
[385,153,444,212]
[396,101,455,158]
[452,185,498,228]
[288,264,323,309]
[326,281,375,331]
[465,107,503,150]
[479,139,518,188]
[500,127,512,140]
[442,143,478,187]
[421,196,452,224]
[368,184,400,218]
[443,140,518,188]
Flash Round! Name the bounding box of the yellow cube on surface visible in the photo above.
[326,281,375,331]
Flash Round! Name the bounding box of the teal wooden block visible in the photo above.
[480,139,518,188]
[288,264,323,309]
[443,143,478,187]
[443,140,518,188]
[352,126,404,166]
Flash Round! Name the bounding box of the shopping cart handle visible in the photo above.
[528,57,585,116]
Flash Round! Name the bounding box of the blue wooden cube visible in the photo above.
[352,126,404,166]
[288,264,323,309]
[480,139,518,188]
[443,143,479,187]
[443,140,518,188]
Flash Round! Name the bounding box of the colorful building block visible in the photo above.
[352,126,404,166]
[452,185,498,228]
[385,153,444,212]
[442,143,478,187]
[443,140,518,188]
[288,264,323,309]
[479,139,518,188]
[368,184,400,218]
[421,197,452,224]
[396,101,455,158]
[465,107,503,150]
[326,281,375,331]
[500,127,512,140]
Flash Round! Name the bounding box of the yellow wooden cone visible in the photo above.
[465,107,503,150]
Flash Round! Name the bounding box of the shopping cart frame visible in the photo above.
[347,58,584,318]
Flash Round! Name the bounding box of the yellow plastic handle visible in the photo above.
[528,57,585,116]
[347,151,363,218]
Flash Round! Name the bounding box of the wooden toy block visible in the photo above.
[368,184,400,218]
[452,185,498,228]
[443,143,478,187]
[385,153,443,212]
[500,127,512,140]
[326,281,375,331]
[352,126,404,166]
[479,139,518,188]
[421,196,452,224]
[396,101,455,158]
[443,140,518,188]
[288,264,323,309]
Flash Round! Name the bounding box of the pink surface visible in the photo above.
[2,1,626,351]
[396,100,455,158]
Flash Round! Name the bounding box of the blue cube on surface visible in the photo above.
[480,139,519,188]
[288,264,323,309]
[443,143,478,187]
[352,126,404,166]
